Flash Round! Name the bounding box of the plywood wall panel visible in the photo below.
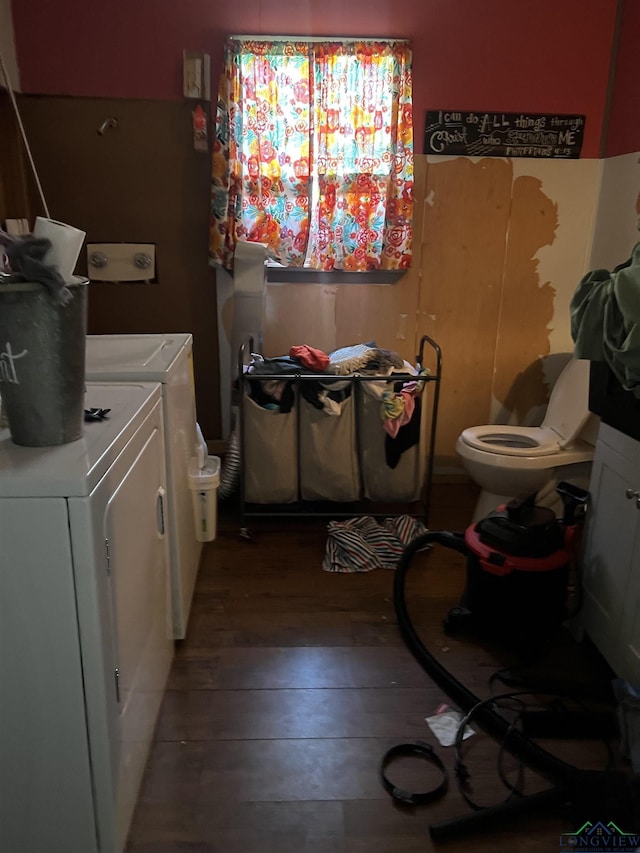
[493,175,558,421]
[493,158,601,425]
[417,156,513,465]
[332,276,418,362]
[262,273,420,361]
[263,284,338,356]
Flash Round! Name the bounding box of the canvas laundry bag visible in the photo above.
[299,394,360,501]
[242,393,298,503]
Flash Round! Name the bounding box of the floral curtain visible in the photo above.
[210,38,413,272]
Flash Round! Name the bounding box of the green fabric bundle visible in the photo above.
[570,243,640,398]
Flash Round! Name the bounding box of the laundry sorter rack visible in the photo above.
[235,335,442,537]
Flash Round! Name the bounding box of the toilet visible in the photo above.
[456,357,599,520]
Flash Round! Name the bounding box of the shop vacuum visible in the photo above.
[443,481,586,658]
[384,482,640,840]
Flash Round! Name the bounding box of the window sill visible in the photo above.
[266,264,406,285]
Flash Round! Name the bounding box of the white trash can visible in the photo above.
[188,455,220,542]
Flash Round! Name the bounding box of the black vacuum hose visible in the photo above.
[393,530,640,839]
[393,531,579,790]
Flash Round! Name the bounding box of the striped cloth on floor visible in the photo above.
[322,514,428,573]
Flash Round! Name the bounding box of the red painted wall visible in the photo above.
[12,0,618,159]
[605,0,640,156]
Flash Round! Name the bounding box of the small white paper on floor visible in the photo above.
[425,709,475,747]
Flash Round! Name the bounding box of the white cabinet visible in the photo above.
[580,422,640,684]
[0,383,174,853]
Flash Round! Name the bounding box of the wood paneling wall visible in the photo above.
[0,90,40,227]
[16,95,220,439]
[417,157,512,467]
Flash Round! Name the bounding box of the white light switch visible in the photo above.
[86,243,156,282]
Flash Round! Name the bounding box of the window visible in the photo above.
[210,37,414,273]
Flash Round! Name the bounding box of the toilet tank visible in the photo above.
[542,358,591,447]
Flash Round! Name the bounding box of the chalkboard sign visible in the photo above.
[424,110,585,159]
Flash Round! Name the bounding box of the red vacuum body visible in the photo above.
[445,484,588,655]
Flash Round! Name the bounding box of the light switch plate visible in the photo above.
[86,243,156,282]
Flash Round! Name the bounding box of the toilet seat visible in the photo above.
[459,359,595,460]
[455,360,596,520]
[460,425,562,457]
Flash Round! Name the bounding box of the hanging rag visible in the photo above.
[570,243,640,398]
[381,390,415,438]
[0,230,72,304]
[385,397,422,469]
[380,371,428,468]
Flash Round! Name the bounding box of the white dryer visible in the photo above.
[85,333,203,638]
[0,382,174,853]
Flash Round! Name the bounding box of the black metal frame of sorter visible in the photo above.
[235,335,442,537]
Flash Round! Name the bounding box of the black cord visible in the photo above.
[495,702,526,800]
[453,692,530,811]
[453,689,618,812]
[393,531,580,791]
[392,528,640,839]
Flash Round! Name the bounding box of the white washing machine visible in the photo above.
[85,333,203,639]
[0,382,174,853]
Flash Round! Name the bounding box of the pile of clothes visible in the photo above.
[322,514,428,573]
[0,229,71,304]
[243,342,428,469]
[571,243,640,398]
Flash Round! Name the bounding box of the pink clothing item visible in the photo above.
[383,391,415,438]
[290,344,330,371]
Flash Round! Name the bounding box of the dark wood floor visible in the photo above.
[125,483,625,852]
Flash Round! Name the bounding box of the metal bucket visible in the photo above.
[0,278,88,446]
